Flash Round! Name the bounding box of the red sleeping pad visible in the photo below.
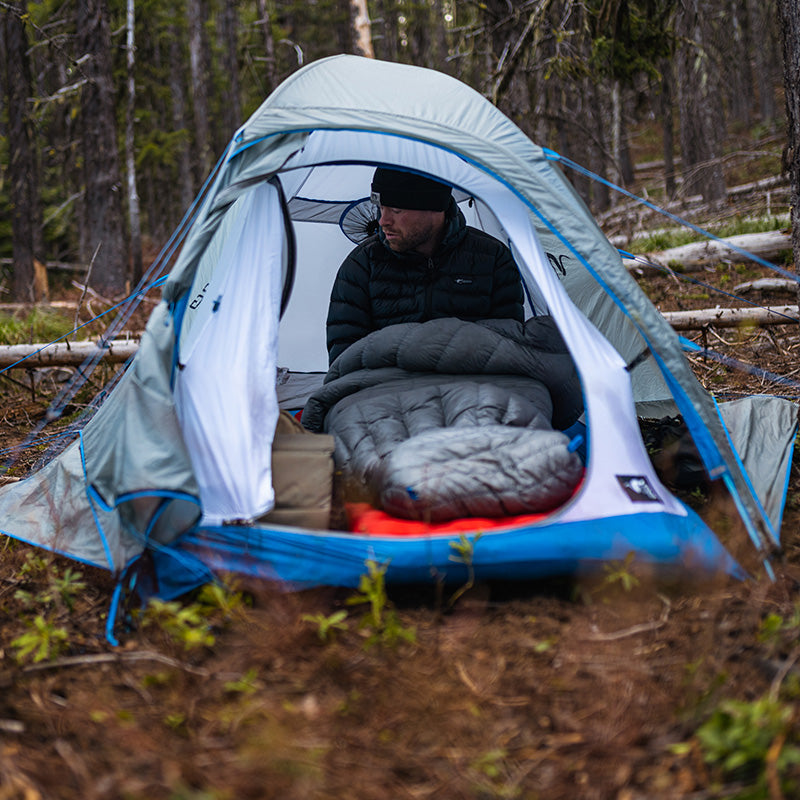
[346,501,570,537]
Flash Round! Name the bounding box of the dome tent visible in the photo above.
[0,55,795,608]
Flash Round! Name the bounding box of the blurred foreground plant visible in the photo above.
[347,559,416,649]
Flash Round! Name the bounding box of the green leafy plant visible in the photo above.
[685,485,708,509]
[757,606,800,653]
[47,566,86,612]
[692,695,800,797]
[758,613,787,649]
[448,532,483,607]
[346,560,416,649]
[19,550,50,577]
[302,610,349,642]
[601,551,640,593]
[196,576,250,620]
[532,637,556,654]
[13,561,86,612]
[469,747,521,798]
[139,598,215,650]
[471,747,509,779]
[11,615,69,664]
[224,668,262,695]
[164,712,187,730]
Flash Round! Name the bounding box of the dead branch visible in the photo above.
[21,650,210,676]
[586,595,672,641]
[734,278,799,295]
[661,304,799,330]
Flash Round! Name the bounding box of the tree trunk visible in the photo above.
[725,0,754,124]
[561,81,591,207]
[2,3,40,302]
[188,0,212,179]
[750,0,778,123]
[659,57,677,199]
[126,0,143,286]
[587,79,610,212]
[27,7,73,255]
[618,108,635,187]
[169,24,195,213]
[373,0,398,62]
[220,0,242,137]
[332,0,353,55]
[430,0,451,74]
[675,0,727,203]
[610,81,623,187]
[778,0,800,287]
[76,0,128,296]
[407,0,431,69]
[351,0,374,58]
[255,0,278,93]
[607,81,634,189]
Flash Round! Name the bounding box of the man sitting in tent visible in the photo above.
[313,167,585,522]
[326,167,525,363]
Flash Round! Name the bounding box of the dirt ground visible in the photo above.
[2,240,800,799]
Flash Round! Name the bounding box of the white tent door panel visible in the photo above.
[496,200,684,520]
[178,191,245,362]
[174,182,282,524]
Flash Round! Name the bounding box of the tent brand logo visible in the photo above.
[546,252,570,278]
[189,282,210,310]
[617,475,660,503]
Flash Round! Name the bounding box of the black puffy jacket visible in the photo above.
[326,201,525,363]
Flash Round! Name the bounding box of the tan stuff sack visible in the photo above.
[259,410,335,529]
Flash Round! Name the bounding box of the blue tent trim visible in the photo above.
[136,505,747,599]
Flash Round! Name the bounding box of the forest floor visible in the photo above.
[2,137,800,799]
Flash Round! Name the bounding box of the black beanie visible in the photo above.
[370,168,452,212]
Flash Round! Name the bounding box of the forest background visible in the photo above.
[4,5,800,799]
[1,0,800,304]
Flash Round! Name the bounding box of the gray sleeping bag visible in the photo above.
[302,317,585,521]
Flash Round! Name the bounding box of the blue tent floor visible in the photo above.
[144,506,747,601]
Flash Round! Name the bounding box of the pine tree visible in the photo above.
[77,0,128,295]
[777,0,800,281]
[2,3,42,301]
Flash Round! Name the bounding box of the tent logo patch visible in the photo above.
[617,475,660,503]
[546,252,570,278]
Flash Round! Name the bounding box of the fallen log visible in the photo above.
[0,340,138,369]
[661,304,799,330]
[733,278,799,295]
[624,231,792,274]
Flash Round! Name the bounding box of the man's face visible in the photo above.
[378,206,446,255]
